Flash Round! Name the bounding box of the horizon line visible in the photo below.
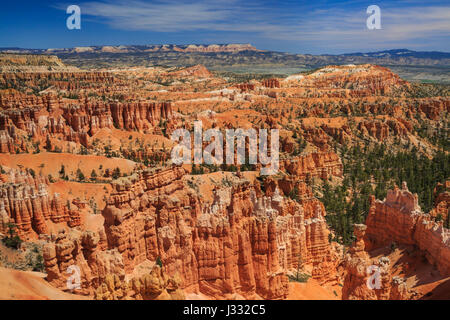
[1,44,450,56]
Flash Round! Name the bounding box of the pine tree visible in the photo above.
[90,169,97,181]
[76,169,85,182]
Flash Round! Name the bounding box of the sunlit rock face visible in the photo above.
[39,165,339,299]
[0,170,80,240]
[365,182,450,276]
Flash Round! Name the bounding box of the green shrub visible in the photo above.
[2,223,22,249]
[156,256,163,268]
[288,273,310,283]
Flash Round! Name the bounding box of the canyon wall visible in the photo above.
[342,224,412,300]
[0,170,80,240]
[364,182,450,276]
[62,100,173,134]
[280,151,343,181]
[41,165,339,299]
[342,182,450,300]
[0,93,173,152]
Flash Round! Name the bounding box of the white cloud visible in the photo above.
[77,0,450,51]
[81,0,243,32]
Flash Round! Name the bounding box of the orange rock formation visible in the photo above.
[39,165,339,299]
[0,170,80,240]
[365,182,450,277]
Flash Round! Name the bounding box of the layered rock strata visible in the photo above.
[0,170,80,239]
[364,182,450,276]
[342,224,412,300]
[41,165,339,299]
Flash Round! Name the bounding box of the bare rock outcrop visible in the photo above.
[342,224,412,300]
[280,151,343,181]
[365,182,450,276]
[41,165,340,299]
[43,229,124,294]
[0,170,80,239]
[94,265,185,300]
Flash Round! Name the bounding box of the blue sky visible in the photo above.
[0,0,449,54]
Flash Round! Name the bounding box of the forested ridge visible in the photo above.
[322,144,449,245]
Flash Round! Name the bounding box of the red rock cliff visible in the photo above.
[41,165,340,299]
[0,170,80,240]
[365,182,450,276]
